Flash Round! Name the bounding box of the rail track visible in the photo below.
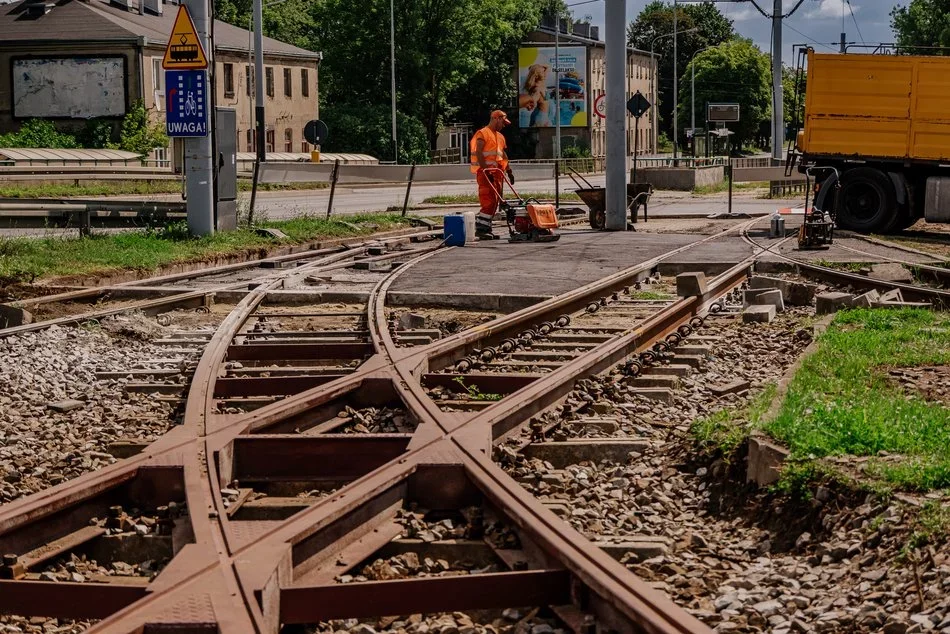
[2,216,949,633]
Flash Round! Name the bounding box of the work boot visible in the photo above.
[475,223,498,240]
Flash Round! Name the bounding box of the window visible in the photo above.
[266,129,275,153]
[301,68,309,97]
[246,129,254,152]
[152,58,164,91]
[283,68,292,98]
[246,65,252,96]
[284,128,293,152]
[265,67,274,98]
[223,63,234,98]
[301,141,310,153]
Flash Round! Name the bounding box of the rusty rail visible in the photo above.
[0,221,762,633]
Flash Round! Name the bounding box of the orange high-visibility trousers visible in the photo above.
[476,170,503,219]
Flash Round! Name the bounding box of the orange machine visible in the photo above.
[483,168,560,243]
[791,48,950,233]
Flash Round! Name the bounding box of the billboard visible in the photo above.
[518,46,588,128]
[13,57,126,119]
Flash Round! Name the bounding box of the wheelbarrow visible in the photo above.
[567,168,652,230]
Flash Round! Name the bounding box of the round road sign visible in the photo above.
[304,119,329,145]
[593,94,606,119]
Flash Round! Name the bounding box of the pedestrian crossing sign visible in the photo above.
[162,5,208,70]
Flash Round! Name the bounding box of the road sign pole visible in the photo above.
[181,0,214,235]
[605,0,626,231]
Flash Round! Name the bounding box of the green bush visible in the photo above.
[110,100,168,157]
[0,119,78,149]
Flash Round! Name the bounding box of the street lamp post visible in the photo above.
[691,45,715,157]
[650,26,697,157]
[390,0,397,163]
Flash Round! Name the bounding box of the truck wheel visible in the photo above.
[836,168,898,233]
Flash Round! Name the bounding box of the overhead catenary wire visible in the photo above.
[847,0,866,44]
[784,21,838,51]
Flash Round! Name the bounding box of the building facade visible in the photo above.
[517,23,656,159]
[0,0,321,161]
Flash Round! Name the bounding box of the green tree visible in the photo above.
[310,0,550,159]
[678,39,771,151]
[628,1,734,145]
[783,64,805,128]
[891,0,950,53]
[0,120,78,148]
[110,100,168,156]
[320,104,430,164]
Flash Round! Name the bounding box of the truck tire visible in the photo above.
[836,167,898,233]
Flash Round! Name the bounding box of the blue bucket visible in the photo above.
[443,215,466,246]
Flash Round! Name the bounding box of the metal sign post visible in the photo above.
[163,2,213,236]
[627,91,651,188]
[604,0,626,232]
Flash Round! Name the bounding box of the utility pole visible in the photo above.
[840,32,847,53]
[390,0,397,162]
[605,0,626,231]
[253,0,265,164]
[554,17,561,159]
[184,0,214,235]
[673,0,678,162]
[771,0,783,162]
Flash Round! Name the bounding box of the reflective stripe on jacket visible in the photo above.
[469,126,508,173]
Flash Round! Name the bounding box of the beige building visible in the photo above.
[0,0,321,161]
[518,23,656,159]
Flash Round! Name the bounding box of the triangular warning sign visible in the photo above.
[162,5,208,70]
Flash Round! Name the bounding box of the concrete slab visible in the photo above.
[816,292,853,315]
[391,230,724,299]
[742,305,776,323]
[522,439,650,467]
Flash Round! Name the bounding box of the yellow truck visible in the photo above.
[793,49,950,232]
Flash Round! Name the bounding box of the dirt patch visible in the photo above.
[887,365,950,407]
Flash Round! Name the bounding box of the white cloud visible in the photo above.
[806,0,860,20]
[722,5,759,22]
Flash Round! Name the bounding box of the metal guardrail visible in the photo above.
[0,198,186,235]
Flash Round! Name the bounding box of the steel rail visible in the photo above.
[0,221,760,633]
[0,231,440,338]
[741,225,950,307]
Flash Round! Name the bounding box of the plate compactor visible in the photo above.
[797,166,839,250]
[484,168,560,243]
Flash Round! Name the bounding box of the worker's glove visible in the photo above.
[506,168,515,184]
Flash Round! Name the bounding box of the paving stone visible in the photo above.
[47,399,86,413]
[747,435,789,486]
[676,272,708,297]
[816,292,853,315]
[751,289,785,313]
[0,304,32,329]
[869,263,915,284]
[749,275,817,306]
[709,380,750,397]
[852,289,881,308]
[742,305,776,323]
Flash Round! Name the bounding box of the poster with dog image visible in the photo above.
[517,46,588,128]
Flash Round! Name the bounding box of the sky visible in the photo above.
[579,0,909,64]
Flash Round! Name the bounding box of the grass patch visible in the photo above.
[0,212,412,285]
[814,259,869,273]
[764,308,950,491]
[0,180,328,199]
[238,181,328,192]
[692,383,777,456]
[628,290,673,300]
[422,192,582,205]
[0,181,185,199]
[692,181,767,196]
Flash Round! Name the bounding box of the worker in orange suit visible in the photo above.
[470,110,514,239]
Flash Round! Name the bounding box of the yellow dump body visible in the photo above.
[802,50,950,161]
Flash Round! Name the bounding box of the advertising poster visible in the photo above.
[517,46,588,128]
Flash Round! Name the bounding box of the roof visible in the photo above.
[0,0,321,59]
[0,147,142,162]
[531,27,653,57]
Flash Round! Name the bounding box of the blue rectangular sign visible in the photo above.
[165,69,208,137]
